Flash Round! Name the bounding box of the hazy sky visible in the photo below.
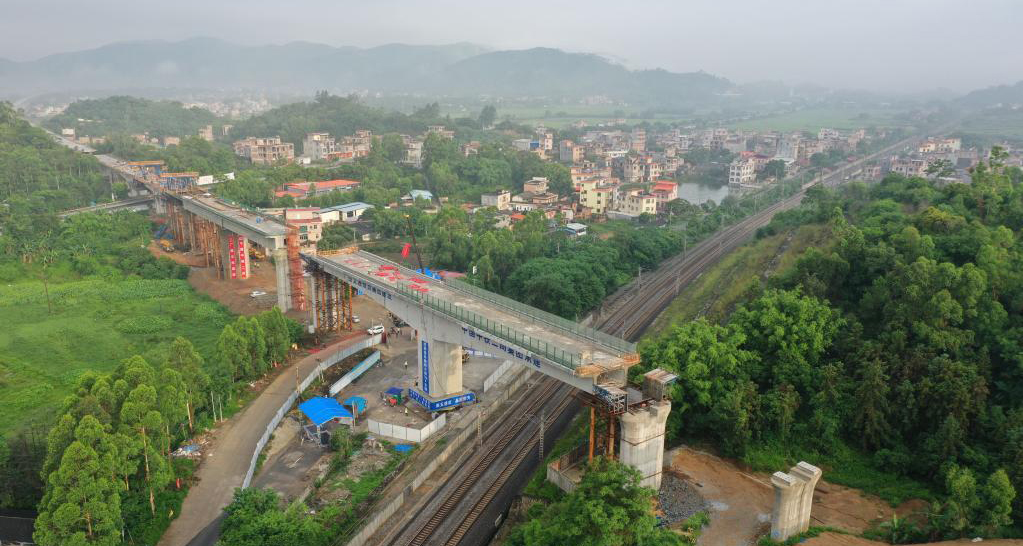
[2,0,1021,92]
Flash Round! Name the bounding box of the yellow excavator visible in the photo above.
[159,239,175,252]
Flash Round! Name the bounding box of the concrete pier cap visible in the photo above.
[618,400,671,489]
[770,461,822,541]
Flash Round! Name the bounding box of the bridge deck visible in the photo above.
[314,250,636,376]
[180,195,289,238]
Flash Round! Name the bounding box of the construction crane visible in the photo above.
[404,214,425,273]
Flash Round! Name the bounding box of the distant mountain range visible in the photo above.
[958,80,1023,108]
[0,37,732,105]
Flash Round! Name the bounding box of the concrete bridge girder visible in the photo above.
[313,264,603,399]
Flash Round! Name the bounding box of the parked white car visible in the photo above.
[352,315,360,323]
[249,290,267,298]
[367,325,385,335]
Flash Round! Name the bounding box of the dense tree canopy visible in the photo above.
[45,96,221,140]
[507,459,683,546]
[638,160,1023,538]
[0,102,110,213]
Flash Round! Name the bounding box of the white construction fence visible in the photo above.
[367,413,446,443]
[241,333,382,488]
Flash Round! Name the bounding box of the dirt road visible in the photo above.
[148,242,279,315]
[158,333,368,546]
[802,533,1023,546]
[667,447,933,546]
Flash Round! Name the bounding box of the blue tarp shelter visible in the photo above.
[299,397,353,427]
[343,396,367,415]
[385,387,403,397]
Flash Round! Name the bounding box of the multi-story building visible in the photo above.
[560,140,585,164]
[618,191,658,216]
[427,125,455,139]
[630,128,646,152]
[461,142,481,156]
[818,128,841,141]
[537,129,554,152]
[571,164,613,186]
[579,185,614,215]
[650,181,678,211]
[481,190,512,210]
[233,137,295,165]
[888,157,928,177]
[283,209,323,247]
[728,158,756,186]
[402,137,424,168]
[523,177,549,194]
[303,132,337,161]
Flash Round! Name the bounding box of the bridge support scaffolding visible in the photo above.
[312,271,353,333]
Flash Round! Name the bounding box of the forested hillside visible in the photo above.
[227,93,485,154]
[637,154,1023,540]
[44,96,221,139]
[0,101,109,212]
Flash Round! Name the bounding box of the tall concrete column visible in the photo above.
[770,472,802,540]
[417,337,463,398]
[218,232,250,280]
[789,462,822,533]
[770,461,821,540]
[618,400,671,489]
[273,248,291,312]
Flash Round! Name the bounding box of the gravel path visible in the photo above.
[658,472,708,524]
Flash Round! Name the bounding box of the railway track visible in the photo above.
[379,131,931,546]
[390,377,563,546]
[598,130,930,341]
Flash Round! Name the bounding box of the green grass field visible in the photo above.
[645,224,832,339]
[729,107,913,132]
[958,109,1023,143]
[0,279,232,433]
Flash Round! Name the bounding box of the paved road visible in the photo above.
[159,333,368,546]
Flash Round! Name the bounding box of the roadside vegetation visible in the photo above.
[506,458,688,546]
[647,223,832,333]
[633,153,1023,540]
[217,430,410,546]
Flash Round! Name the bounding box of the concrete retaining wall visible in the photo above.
[343,363,534,546]
[242,334,382,488]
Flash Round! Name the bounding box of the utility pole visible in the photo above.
[538,410,545,461]
[476,407,484,449]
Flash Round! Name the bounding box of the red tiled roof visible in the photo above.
[510,213,526,221]
[314,179,360,190]
[275,189,305,198]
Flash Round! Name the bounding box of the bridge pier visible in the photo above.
[218,231,249,280]
[417,337,463,399]
[273,248,291,311]
[618,400,670,489]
